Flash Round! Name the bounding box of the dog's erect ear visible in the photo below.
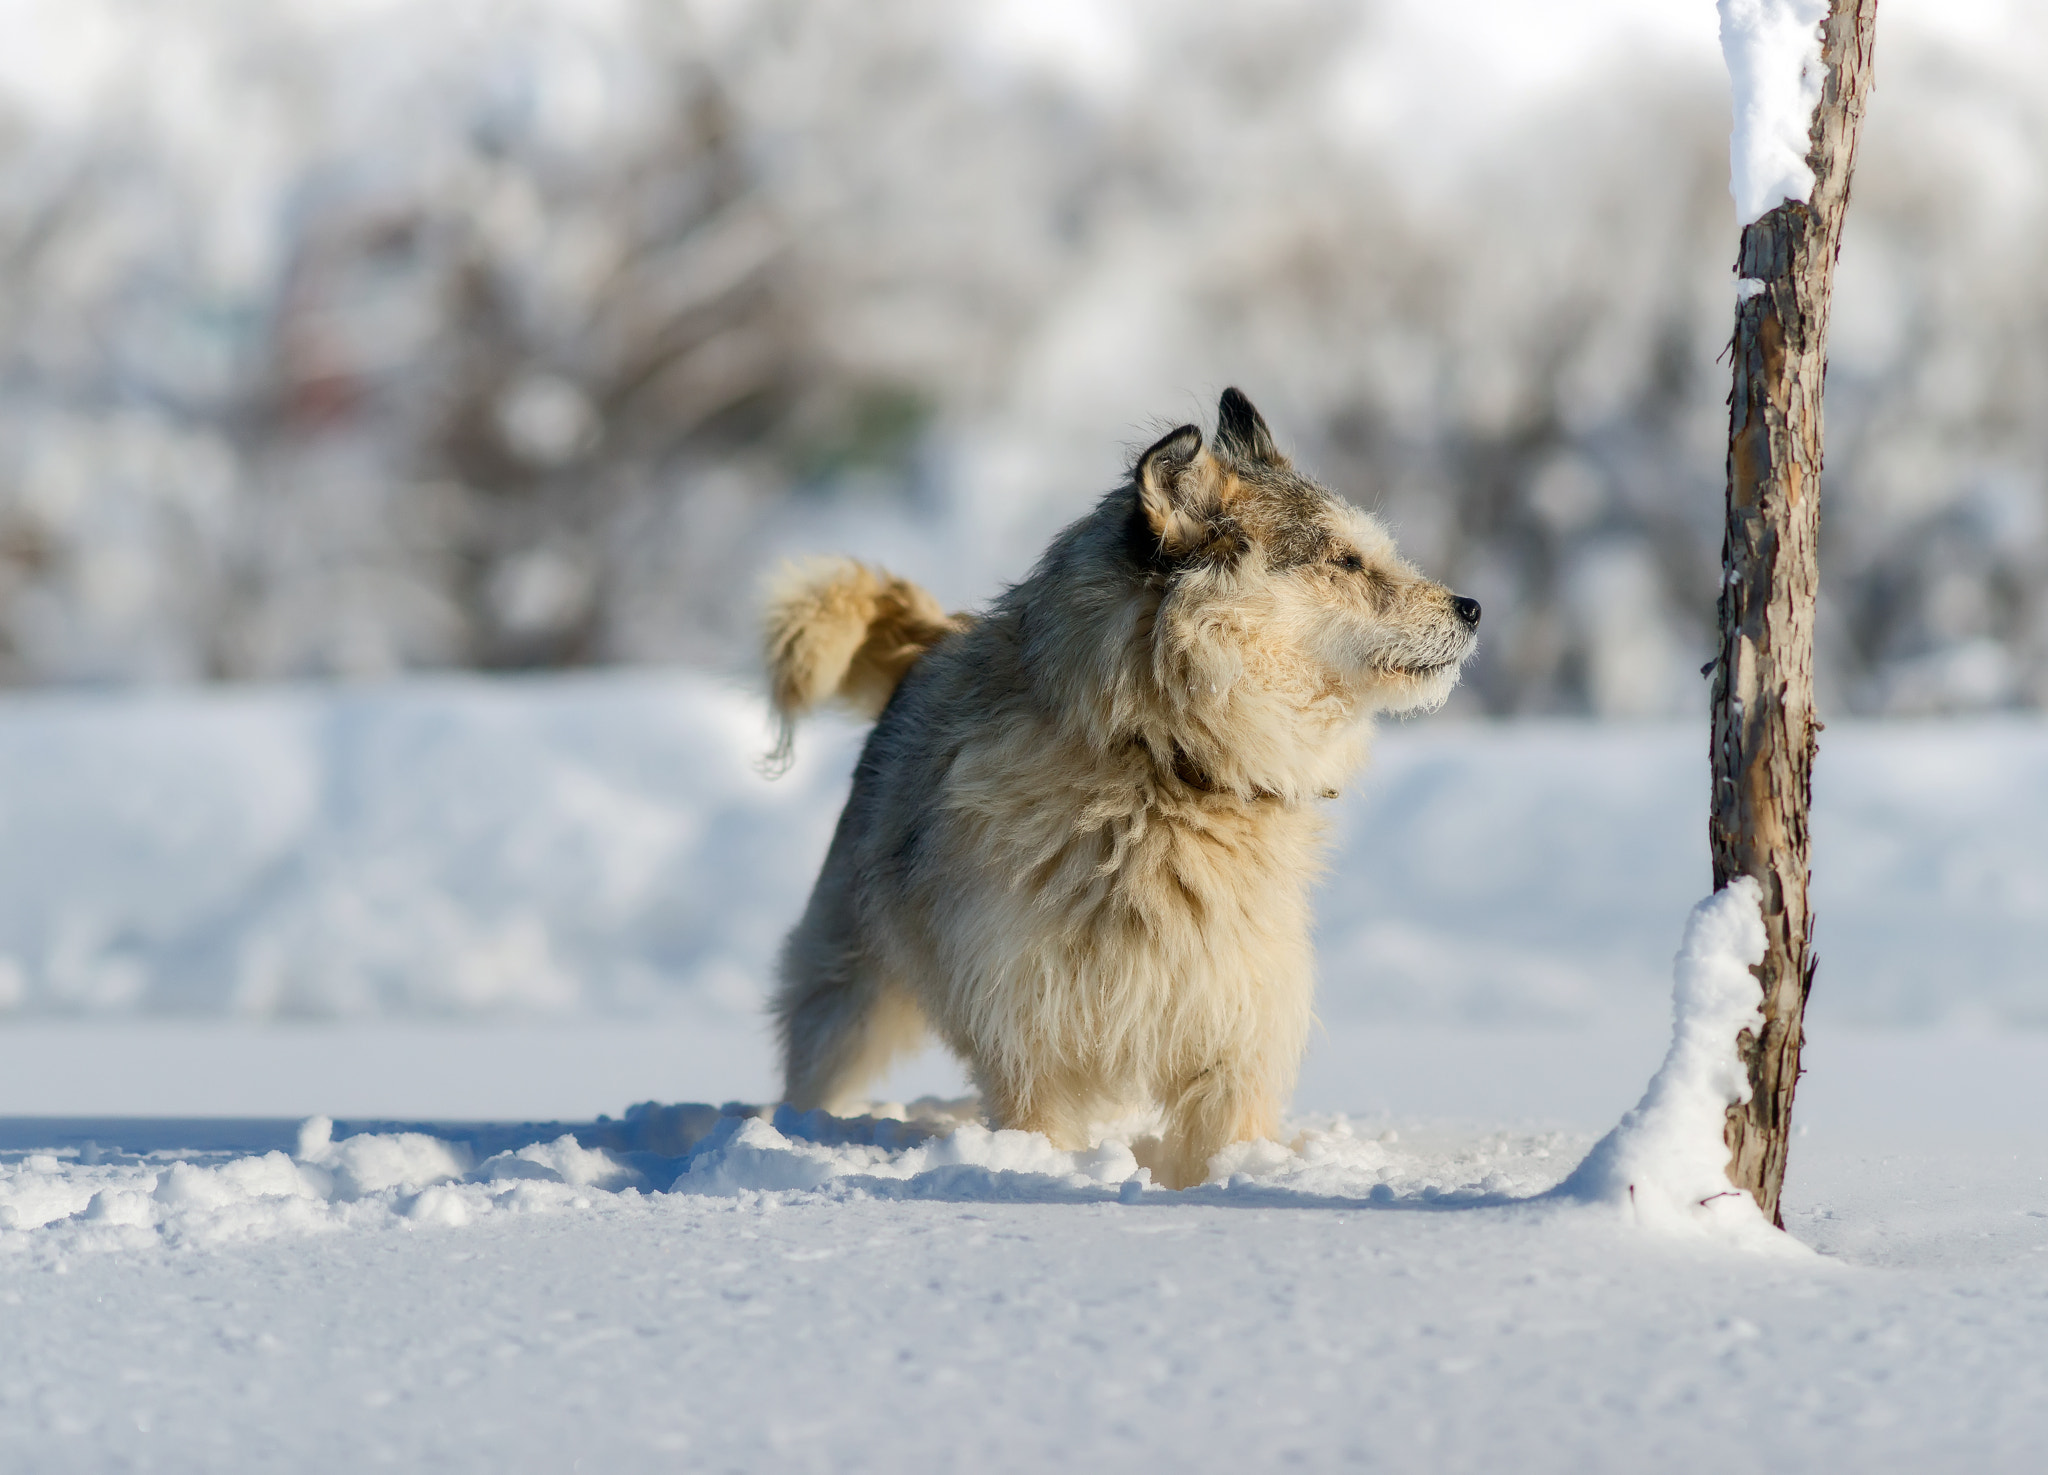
[1213,387,1284,468]
[1136,423,1227,554]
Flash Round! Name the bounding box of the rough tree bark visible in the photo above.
[1711,0,1880,1228]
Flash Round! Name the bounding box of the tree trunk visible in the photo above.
[1711,0,1879,1229]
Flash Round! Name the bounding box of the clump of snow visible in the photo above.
[294,1115,474,1199]
[673,1112,1144,1199]
[0,1123,644,1255]
[1558,879,1793,1248]
[1719,0,1832,224]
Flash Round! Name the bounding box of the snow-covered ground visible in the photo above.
[2,674,2045,1470]
[4,1061,2045,1472]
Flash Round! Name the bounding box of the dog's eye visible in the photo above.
[1333,552,1365,574]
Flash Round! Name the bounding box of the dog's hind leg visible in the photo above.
[775,940,928,1114]
[773,783,935,1112]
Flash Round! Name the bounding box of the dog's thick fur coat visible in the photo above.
[765,390,1479,1187]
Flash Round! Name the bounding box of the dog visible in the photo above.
[763,388,1479,1187]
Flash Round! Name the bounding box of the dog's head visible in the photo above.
[1129,388,1479,720]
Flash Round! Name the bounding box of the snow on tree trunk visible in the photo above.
[1709,0,1879,1227]
[1558,880,1788,1244]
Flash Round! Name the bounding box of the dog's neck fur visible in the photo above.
[1149,738,1339,803]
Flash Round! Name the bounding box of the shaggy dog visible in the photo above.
[764,389,1479,1188]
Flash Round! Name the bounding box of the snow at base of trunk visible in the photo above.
[1719,0,1830,225]
[1558,879,1794,1248]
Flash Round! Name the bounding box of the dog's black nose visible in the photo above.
[1452,595,1481,627]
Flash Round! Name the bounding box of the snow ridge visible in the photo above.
[1719,0,1831,224]
[1558,879,1793,1248]
[1,1104,1590,1259]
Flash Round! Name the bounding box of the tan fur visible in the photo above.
[766,390,1479,1188]
[762,558,966,772]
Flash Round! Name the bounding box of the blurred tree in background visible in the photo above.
[0,0,2041,715]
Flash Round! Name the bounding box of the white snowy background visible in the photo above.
[1,1,2046,1472]
[0,0,2043,715]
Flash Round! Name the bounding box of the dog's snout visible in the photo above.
[1452,595,1481,628]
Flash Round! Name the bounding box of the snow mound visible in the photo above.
[1558,879,1793,1248]
[1,1104,1589,1260]
[1719,0,1831,224]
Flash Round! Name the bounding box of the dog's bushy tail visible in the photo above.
[762,558,962,773]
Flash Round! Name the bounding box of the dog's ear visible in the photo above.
[1213,387,1285,468]
[1136,424,1228,554]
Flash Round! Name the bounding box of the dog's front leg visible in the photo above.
[1159,1061,1281,1190]
[975,1064,1090,1153]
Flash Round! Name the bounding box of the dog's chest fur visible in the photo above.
[852,629,1324,1074]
